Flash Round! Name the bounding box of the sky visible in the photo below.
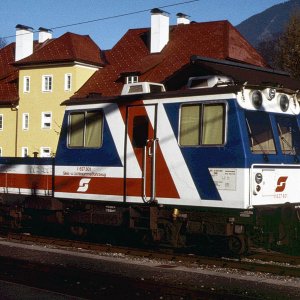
[1,0,287,50]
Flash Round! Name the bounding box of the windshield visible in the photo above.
[245,111,276,154]
[276,116,300,155]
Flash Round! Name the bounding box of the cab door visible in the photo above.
[125,105,157,202]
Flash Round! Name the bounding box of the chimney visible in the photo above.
[38,27,52,43]
[176,13,190,25]
[15,24,34,61]
[150,8,169,53]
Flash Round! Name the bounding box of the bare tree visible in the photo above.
[276,11,300,78]
[257,34,281,69]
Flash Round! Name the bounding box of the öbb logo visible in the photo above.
[77,178,91,192]
[275,176,288,192]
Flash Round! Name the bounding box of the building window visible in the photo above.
[68,110,103,148]
[22,113,29,130]
[23,76,30,93]
[0,115,3,131]
[179,103,226,146]
[42,75,53,92]
[126,76,138,84]
[41,112,52,129]
[0,148,2,157]
[21,147,29,157]
[64,73,72,91]
[40,147,51,157]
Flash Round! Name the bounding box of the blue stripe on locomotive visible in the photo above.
[55,110,122,166]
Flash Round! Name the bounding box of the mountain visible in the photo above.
[236,0,300,47]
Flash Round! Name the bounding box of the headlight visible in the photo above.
[263,88,276,100]
[279,94,289,112]
[255,173,263,184]
[251,90,263,109]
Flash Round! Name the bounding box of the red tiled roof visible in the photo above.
[0,43,19,103]
[0,43,16,79]
[14,32,104,66]
[0,81,18,104]
[73,20,268,98]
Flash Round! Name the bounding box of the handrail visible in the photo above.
[142,138,158,203]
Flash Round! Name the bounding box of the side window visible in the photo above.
[68,110,103,148]
[179,103,225,146]
[23,113,29,130]
[202,104,225,145]
[0,114,3,131]
[22,147,29,157]
[42,75,53,92]
[245,111,276,154]
[40,147,51,157]
[23,76,30,93]
[41,112,52,129]
[276,116,300,155]
[64,73,72,91]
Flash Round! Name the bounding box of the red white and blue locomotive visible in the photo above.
[0,58,300,254]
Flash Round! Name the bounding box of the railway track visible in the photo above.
[3,232,300,278]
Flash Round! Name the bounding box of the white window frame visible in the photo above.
[41,112,52,129]
[0,147,2,157]
[21,147,29,157]
[0,114,3,131]
[64,73,72,91]
[22,113,29,130]
[23,76,30,93]
[42,75,53,92]
[40,147,51,157]
[126,76,138,84]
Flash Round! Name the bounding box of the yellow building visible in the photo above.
[0,26,104,157]
[0,41,19,157]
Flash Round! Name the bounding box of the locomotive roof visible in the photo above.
[62,85,241,106]
[63,56,300,106]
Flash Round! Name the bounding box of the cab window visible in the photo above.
[68,110,103,148]
[179,103,226,146]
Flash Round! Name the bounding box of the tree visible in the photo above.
[0,37,7,49]
[276,11,300,78]
[257,34,281,69]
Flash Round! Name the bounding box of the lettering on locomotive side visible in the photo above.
[62,166,106,177]
[77,166,92,172]
[209,168,237,190]
[30,166,51,174]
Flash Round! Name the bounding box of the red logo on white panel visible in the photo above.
[275,176,288,192]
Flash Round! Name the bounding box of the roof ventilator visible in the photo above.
[187,75,234,89]
[121,82,166,95]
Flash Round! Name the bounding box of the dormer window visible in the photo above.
[126,76,138,84]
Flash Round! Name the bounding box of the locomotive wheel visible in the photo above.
[227,235,247,255]
[70,224,88,238]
